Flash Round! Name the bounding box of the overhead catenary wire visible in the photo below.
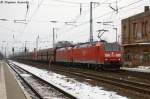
[58,0,144,35]
[54,1,112,34]
[20,0,122,35]
[1,0,145,49]
[54,0,122,34]
[14,0,45,47]
[55,0,143,42]
[61,1,146,41]
[52,0,89,5]
[72,0,121,22]
[21,0,45,34]
[22,0,120,33]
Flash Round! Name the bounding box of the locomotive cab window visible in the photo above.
[104,42,111,51]
[112,43,121,51]
[104,42,120,51]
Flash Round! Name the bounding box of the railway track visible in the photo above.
[8,62,77,99]
[52,66,150,96]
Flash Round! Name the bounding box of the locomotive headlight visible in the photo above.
[105,58,108,61]
[105,54,110,57]
[116,54,121,57]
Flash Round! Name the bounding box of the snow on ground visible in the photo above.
[122,66,150,73]
[10,60,128,99]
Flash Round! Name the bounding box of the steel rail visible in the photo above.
[9,63,43,99]
[8,62,77,99]
[53,67,150,95]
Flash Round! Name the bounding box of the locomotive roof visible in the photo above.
[74,40,107,47]
[57,40,108,50]
[38,48,54,52]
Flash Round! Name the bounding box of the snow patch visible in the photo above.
[122,66,150,73]
[10,60,128,99]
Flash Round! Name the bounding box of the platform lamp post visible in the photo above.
[4,43,8,58]
[35,36,39,60]
[24,41,29,53]
[53,28,55,48]
[50,21,58,48]
[12,34,15,56]
[12,47,14,56]
[36,35,39,51]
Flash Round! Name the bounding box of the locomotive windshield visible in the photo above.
[104,42,121,51]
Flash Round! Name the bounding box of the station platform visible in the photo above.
[121,66,150,73]
[0,60,31,99]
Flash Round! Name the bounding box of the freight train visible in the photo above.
[11,41,122,70]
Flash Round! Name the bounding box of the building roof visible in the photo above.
[122,7,150,21]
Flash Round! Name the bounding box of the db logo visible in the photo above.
[111,52,114,57]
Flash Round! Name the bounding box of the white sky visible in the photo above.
[0,0,149,56]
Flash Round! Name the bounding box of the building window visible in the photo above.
[144,21,148,37]
[133,23,137,39]
[123,25,127,41]
[141,22,144,37]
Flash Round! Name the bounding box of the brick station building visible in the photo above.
[122,6,150,67]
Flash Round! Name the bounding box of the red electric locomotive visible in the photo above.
[56,41,122,69]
